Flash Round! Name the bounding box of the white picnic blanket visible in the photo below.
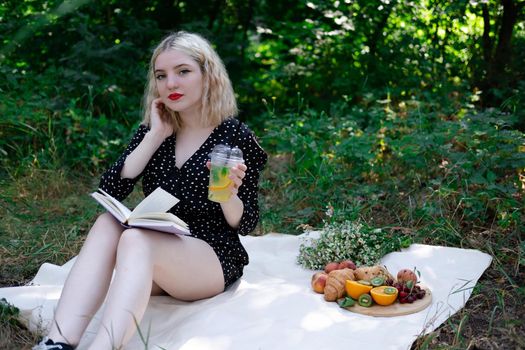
[0,232,492,350]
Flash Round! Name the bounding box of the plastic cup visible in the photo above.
[208,145,244,203]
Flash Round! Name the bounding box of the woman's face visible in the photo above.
[154,49,204,117]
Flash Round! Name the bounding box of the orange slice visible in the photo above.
[209,181,231,191]
[345,279,373,299]
[370,286,399,306]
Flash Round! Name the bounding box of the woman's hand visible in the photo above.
[149,98,173,139]
[120,100,173,179]
[227,163,247,197]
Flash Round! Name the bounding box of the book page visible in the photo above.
[129,187,180,219]
[127,219,191,235]
[90,192,129,222]
[129,212,188,229]
[98,188,132,219]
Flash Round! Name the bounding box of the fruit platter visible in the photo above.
[311,260,432,317]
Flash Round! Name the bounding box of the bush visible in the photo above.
[0,66,139,174]
[259,91,525,238]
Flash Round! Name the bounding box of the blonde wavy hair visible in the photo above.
[142,31,238,130]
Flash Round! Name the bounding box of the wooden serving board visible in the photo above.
[344,287,432,317]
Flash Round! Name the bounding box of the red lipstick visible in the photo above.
[168,93,183,101]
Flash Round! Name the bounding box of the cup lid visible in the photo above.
[229,146,243,160]
[209,144,243,161]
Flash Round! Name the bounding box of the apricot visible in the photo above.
[397,269,418,285]
[338,260,357,270]
[311,272,328,293]
[324,262,340,274]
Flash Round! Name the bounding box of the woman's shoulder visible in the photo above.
[223,117,267,164]
[217,117,254,137]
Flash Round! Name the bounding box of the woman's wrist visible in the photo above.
[220,195,244,229]
[145,129,169,147]
[120,130,166,179]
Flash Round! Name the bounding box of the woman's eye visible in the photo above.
[155,74,165,80]
[178,69,190,76]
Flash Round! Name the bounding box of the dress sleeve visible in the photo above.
[98,124,149,201]
[235,125,268,235]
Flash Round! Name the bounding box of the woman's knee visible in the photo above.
[116,228,152,260]
[86,213,122,243]
[94,212,120,227]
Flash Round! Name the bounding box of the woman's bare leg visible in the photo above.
[87,229,224,350]
[47,213,123,346]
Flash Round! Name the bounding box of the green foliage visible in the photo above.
[260,93,525,239]
[0,2,162,173]
[0,64,139,173]
[1,0,524,173]
[297,221,407,269]
[240,0,525,119]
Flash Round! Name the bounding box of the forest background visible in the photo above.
[0,0,524,348]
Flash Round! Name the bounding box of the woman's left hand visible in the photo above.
[227,163,247,196]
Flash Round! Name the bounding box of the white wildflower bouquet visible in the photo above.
[297,220,404,270]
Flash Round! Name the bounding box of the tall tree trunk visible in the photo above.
[431,3,442,77]
[366,0,395,73]
[155,0,180,30]
[481,3,493,63]
[208,0,225,30]
[481,0,524,105]
[240,0,255,60]
[492,0,520,71]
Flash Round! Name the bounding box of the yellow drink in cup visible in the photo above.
[208,164,233,202]
[208,145,243,203]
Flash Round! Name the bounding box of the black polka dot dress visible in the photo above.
[99,118,268,288]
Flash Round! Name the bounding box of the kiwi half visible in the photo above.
[370,276,385,287]
[358,294,373,307]
[384,287,397,295]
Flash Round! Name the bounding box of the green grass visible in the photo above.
[0,168,97,287]
[0,168,95,349]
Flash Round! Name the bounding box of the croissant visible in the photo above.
[323,268,355,302]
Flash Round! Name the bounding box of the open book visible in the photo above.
[91,187,190,236]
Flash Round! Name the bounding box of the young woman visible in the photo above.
[34,31,267,350]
